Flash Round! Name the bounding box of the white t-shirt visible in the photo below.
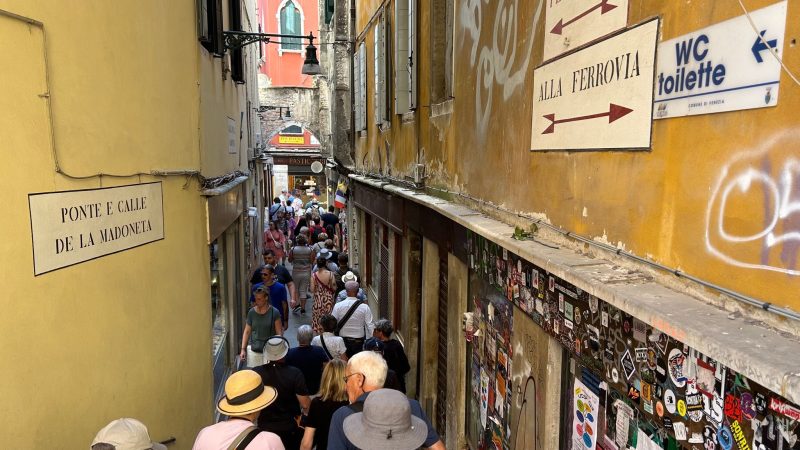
[311,332,348,359]
[192,419,284,450]
[331,297,374,338]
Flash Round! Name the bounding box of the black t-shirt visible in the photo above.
[285,345,330,394]
[249,264,294,286]
[320,212,339,228]
[253,362,309,431]
[305,398,348,450]
[383,339,411,392]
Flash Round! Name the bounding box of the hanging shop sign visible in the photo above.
[531,18,659,151]
[271,156,323,166]
[654,1,787,119]
[28,182,165,275]
[544,0,629,61]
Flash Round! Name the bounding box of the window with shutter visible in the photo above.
[409,0,417,109]
[360,43,367,130]
[279,0,303,51]
[381,14,390,121]
[353,52,361,131]
[198,0,223,55]
[394,0,410,114]
[229,0,244,83]
[373,20,381,126]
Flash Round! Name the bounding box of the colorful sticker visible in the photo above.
[621,350,636,381]
[664,389,677,414]
[572,379,599,450]
[667,348,687,388]
[677,399,687,417]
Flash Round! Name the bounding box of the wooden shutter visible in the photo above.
[409,0,417,109]
[436,253,448,439]
[373,19,381,126]
[394,0,410,114]
[359,42,367,130]
[353,51,361,130]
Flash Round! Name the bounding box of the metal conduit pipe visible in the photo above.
[350,172,800,323]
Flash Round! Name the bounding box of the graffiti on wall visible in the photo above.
[468,232,800,449]
[705,130,800,276]
[459,0,542,139]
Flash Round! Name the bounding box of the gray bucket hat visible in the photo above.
[343,389,428,450]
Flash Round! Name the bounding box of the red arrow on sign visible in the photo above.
[541,103,633,134]
[551,0,618,35]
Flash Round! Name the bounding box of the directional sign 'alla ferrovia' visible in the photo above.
[531,18,659,151]
[654,1,787,119]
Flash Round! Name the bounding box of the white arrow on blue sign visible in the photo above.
[653,1,787,119]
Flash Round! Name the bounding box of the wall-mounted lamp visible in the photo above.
[223,31,322,75]
[258,105,291,119]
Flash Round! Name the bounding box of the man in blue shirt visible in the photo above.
[251,265,289,332]
[327,352,445,450]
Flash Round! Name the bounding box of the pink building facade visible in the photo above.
[258,0,319,88]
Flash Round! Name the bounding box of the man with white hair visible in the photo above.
[326,352,444,450]
[285,325,330,394]
[330,280,373,357]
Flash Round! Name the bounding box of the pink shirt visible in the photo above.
[192,419,285,450]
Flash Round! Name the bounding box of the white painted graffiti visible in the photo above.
[705,130,800,275]
[459,0,542,138]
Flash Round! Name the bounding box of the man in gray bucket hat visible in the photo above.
[343,388,428,450]
[327,351,443,450]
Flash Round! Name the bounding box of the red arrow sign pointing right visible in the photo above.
[542,103,633,134]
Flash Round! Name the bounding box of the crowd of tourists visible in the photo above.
[89,193,441,450]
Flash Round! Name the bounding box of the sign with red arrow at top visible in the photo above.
[544,0,629,61]
[531,18,659,151]
[550,0,618,36]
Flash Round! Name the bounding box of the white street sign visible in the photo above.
[544,0,629,61]
[28,183,165,275]
[531,18,659,151]
[654,1,787,119]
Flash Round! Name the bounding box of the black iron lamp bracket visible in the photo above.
[223,31,316,51]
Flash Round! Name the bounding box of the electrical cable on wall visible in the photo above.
[737,0,800,87]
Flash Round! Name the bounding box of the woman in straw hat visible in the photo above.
[192,370,284,450]
[300,359,349,450]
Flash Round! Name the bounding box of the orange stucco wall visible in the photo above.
[354,0,800,310]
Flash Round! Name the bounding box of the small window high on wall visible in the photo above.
[279,0,303,51]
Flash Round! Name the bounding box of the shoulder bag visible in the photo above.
[334,299,364,336]
[320,334,333,359]
[226,425,261,450]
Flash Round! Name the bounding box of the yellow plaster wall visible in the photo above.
[0,1,212,448]
[198,0,253,178]
[357,0,800,312]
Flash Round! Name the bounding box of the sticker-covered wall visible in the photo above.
[468,232,800,449]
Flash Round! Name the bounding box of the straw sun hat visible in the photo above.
[217,370,277,416]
